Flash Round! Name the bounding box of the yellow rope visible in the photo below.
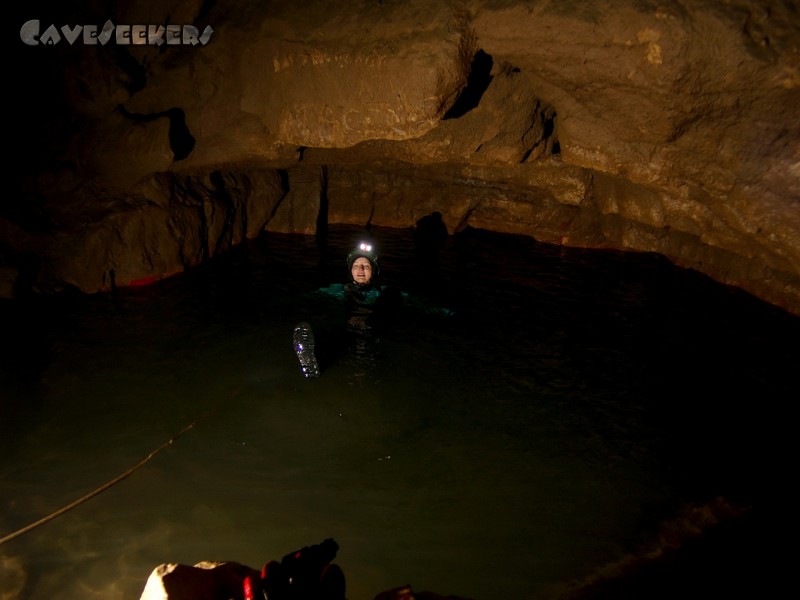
[0,396,232,546]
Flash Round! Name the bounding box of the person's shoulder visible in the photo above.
[317,283,346,299]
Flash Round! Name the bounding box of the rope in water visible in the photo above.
[0,394,234,546]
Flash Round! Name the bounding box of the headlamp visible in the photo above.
[346,241,380,276]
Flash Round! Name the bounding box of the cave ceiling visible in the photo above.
[4,0,800,316]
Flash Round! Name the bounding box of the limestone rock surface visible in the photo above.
[6,0,800,315]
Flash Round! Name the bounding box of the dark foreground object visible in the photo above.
[137,510,764,600]
[140,539,345,600]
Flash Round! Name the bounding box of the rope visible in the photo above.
[0,391,237,546]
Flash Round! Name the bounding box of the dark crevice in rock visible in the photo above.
[266,169,291,226]
[317,165,329,243]
[543,111,558,153]
[194,179,212,261]
[103,268,117,292]
[443,49,493,120]
[520,105,560,162]
[115,48,148,94]
[117,105,196,161]
[165,108,196,160]
[414,211,448,255]
[519,146,534,163]
[366,196,376,231]
[454,202,479,233]
[209,171,239,254]
[278,169,290,197]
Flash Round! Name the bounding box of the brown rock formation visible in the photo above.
[6,0,800,315]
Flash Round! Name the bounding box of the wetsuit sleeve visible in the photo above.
[316,283,347,301]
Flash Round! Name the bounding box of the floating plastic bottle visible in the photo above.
[293,322,320,378]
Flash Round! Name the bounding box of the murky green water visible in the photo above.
[1,225,796,599]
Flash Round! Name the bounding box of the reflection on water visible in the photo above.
[1,225,797,600]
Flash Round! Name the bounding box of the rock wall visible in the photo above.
[5,0,800,315]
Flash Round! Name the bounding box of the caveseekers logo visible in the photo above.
[20,19,213,46]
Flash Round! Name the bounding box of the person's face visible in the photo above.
[351,257,373,284]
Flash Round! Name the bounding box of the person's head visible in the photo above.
[346,241,380,285]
